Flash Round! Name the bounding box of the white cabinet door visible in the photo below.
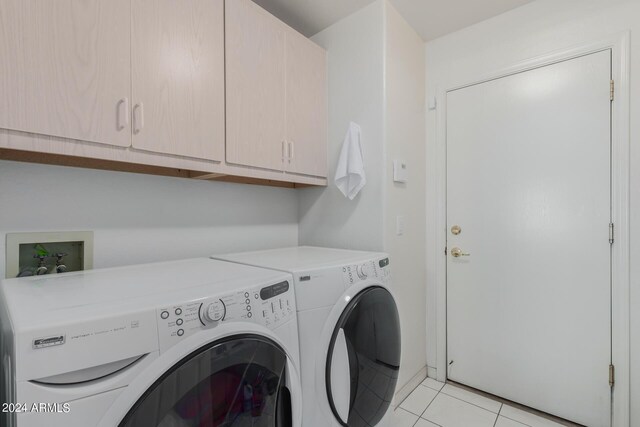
[446,50,612,427]
[225,0,287,172]
[285,30,327,177]
[131,0,224,161]
[0,0,131,147]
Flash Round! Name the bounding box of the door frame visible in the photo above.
[429,32,630,426]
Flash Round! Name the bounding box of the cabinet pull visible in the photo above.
[133,103,144,134]
[117,98,129,131]
[288,141,294,163]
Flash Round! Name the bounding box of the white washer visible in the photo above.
[0,258,301,427]
[213,247,401,427]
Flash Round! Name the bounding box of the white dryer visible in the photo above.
[213,247,401,427]
[0,258,301,427]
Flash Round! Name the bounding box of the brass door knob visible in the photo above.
[451,247,470,258]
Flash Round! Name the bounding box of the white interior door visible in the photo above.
[446,50,612,427]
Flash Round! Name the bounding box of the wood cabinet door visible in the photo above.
[225,0,286,171]
[0,0,131,147]
[285,30,328,177]
[131,0,224,161]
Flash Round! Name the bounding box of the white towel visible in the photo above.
[334,122,366,200]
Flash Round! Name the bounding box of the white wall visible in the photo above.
[299,1,386,252]
[424,0,640,422]
[299,0,427,396]
[0,160,298,279]
[384,2,428,396]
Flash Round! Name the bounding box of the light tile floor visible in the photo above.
[392,378,578,427]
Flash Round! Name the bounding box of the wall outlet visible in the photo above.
[6,231,94,278]
[393,160,408,183]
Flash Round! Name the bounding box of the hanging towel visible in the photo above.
[335,122,366,200]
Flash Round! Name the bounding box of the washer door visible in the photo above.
[326,287,401,426]
[119,334,292,427]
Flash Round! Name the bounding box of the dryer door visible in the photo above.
[326,286,401,427]
[119,334,292,427]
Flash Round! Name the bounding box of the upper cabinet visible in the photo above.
[0,0,327,187]
[0,0,132,147]
[225,0,328,178]
[285,30,328,177]
[131,0,225,161]
[225,0,287,171]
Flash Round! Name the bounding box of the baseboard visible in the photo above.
[392,366,428,407]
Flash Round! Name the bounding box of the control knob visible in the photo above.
[203,300,226,324]
[356,263,370,280]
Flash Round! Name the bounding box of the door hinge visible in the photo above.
[610,80,615,101]
[609,364,615,387]
[609,223,614,244]
[444,247,447,256]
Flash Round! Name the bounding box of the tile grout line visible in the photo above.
[399,384,440,418]
[396,407,423,427]
[499,414,535,427]
[414,387,443,427]
[406,380,565,427]
[492,403,503,427]
[406,380,502,426]
[450,381,574,426]
[439,389,502,415]
[404,381,549,427]
[396,384,430,413]
[498,403,535,427]
[420,387,439,418]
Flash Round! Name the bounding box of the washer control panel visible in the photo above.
[157,280,294,353]
[343,257,391,287]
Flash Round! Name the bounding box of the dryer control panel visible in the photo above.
[157,280,294,353]
[342,257,391,287]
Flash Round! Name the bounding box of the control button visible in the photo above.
[254,293,259,299]
[177,329,184,336]
[247,312,252,318]
[245,299,251,304]
[246,305,252,311]
[176,318,183,326]
[175,308,182,316]
[244,292,249,298]
[161,311,169,319]
[204,300,225,323]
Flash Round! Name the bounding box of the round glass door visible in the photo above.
[120,334,292,427]
[326,287,401,427]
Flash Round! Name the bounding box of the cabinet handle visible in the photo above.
[288,141,294,163]
[117,98,129,131]
[133,103,144,134]
[282,140,287,161]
